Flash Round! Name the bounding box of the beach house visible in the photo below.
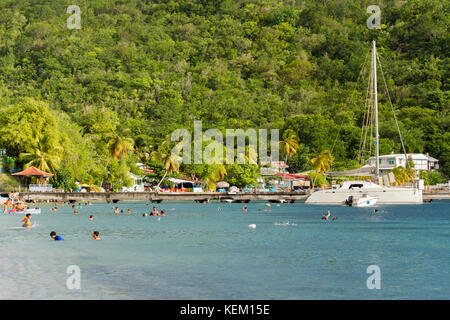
[366,153,439,175]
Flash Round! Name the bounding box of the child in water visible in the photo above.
[88,215,94,221]
[50,231,64,241]
[21,214,31,227]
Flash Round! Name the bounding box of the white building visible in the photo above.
[119,172,145,192]
[366,153,439,174]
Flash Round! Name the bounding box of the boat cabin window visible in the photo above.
[349,184,363,189]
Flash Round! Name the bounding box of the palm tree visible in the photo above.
[205,163,227,190]
[310,150,334,188]
[19,135,61,175]
[107,130,134,159]
[151,140,181,188]
[279,129,299,186]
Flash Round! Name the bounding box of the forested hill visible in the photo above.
[0,0,448,187]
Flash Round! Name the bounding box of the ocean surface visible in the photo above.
[0,200,448,300]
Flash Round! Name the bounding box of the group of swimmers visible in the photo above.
[50,230,100,241]
[20,212,100,240]
[143,206,165,216]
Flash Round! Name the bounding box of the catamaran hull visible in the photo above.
[306,188,422,204]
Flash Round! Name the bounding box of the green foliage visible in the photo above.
[0,0,447,183]
[49,164,77,191]
[225,164,259,188]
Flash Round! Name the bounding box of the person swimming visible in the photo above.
[127,209,131,214]
[21,214,31,227]
[114,207,119,214]
[321,210,331,220]
[150,207,159,216]
[243,206,247,212]
[88,215,94,221]
[92,231,101,240]
[50,231,64,241]
[160,209,165,216]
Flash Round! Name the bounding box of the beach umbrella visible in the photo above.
[216,181,230,188]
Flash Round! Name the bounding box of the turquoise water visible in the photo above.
[0,201,448,299]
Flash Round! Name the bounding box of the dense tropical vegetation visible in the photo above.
[0,0,448,190]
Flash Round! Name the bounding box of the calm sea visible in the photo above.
[0,200,448,299]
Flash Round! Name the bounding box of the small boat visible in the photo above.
[345,194,377,207]
[268,199,286,203]
[355,195,377,207]
[9,208,41,215]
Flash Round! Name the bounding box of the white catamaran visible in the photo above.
[306,41,423,205]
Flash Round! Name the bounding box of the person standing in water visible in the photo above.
[21,214,31,227]
[150,206,159,216]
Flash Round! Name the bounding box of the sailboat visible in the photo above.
[306,41,423,205]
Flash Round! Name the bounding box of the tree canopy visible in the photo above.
[0,0,448,188]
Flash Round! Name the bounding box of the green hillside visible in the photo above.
[0,0,448,189]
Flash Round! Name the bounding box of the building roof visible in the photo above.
[367,153,437,161]
[275,172,309,180]
[168,177,205,184]
[11,166,54,177]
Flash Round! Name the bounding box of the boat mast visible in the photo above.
[372,40,380,181]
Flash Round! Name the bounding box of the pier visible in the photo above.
[13,190,450,203]
[17,191,309,203]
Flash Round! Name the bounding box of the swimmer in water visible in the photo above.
[150,207,159,216]
[114,207,119,214]
[88,215,94,221]
[160,209,165,216]
[74,209,78,215]
[92,231,101,240]
[21,214,31,227]
[127,209,131,214]
[243,206,247,212]
[50,231,64,241]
